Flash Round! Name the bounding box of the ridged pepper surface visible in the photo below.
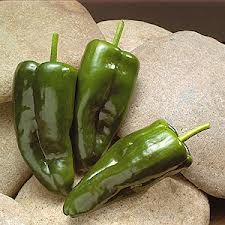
[64,119,210,216]
[73,21,139,172]
[13,33,77,195]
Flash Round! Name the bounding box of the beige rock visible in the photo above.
[0,102,31,196]
[0,1,103,103]
[0,193,31,225]
[119,31,225,198]
[97,20,171,51]
[16,175,209,225]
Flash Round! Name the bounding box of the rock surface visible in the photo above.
[97,20,171,51]
[0,0,102,103]
[0,193,31,225]
[0,102,31,197]
[119,31,225,198]
[16,175,209,225]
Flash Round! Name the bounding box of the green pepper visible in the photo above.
[63,119,210,217]
[13,33,77,195]
[72,21,139,172]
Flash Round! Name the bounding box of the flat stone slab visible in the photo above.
[98,20,171,51]
[16,175,209,225]
[0,1,102,103]
[119,31,225,198]
[0,193,31,225]
[0,102,31,197]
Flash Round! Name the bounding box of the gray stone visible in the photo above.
[0,102,31,197]
[0,0,103,103]
[16,175,209,225]
[97,20,171,51]
[119,31,225,198]
[0,193,31,225]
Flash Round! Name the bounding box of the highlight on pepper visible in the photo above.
[72,20,139,173]
[63,119,210,217]
[13,32,78,195]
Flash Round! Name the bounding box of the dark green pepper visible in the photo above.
[13,33,77,195]
[72,21,139,172]
[64,119,210,217]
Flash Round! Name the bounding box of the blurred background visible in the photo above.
[78,0,225,42]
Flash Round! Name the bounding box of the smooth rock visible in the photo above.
[119,31,225,198]
[16,175,209,225]
[0,193,31,225]
[0,0,102,103]
[97,20,171,51]
[0,102,31,196]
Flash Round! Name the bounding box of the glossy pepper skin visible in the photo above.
[73,21,139,172]
[64,119,210,217]
[13,33,77,195]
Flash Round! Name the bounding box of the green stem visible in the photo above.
[112,20,125,47]
[50,32,59,62]
[178,123,210,142]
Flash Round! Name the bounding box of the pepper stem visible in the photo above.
[50,32,59,62]
[178,123,210,142]
[112,20,125,47]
